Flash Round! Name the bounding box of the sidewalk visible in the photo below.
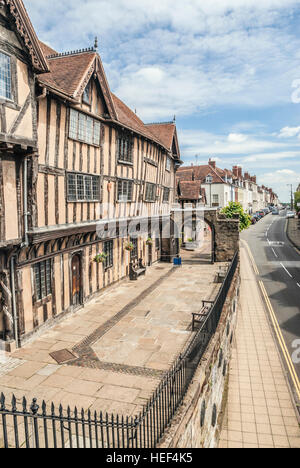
[219,245,300,448]
[0,258,222,424]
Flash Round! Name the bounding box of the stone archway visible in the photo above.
[163,209,239,264]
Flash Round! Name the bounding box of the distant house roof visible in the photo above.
[178,165,225,184]
[176,169,194,181]
[178,180,203,201]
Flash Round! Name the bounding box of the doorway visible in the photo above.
[71,254,82,307]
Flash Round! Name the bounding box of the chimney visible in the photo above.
[238,167,242,178]
[233,166,239,177]
[251,176,257,184]
[244,172,250,180]
[209,158,216,169]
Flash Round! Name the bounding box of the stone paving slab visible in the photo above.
[219,245,300,449]
[1,257,222,418]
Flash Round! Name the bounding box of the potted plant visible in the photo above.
[146,238,153,246]
[93,253,107,264]
[125,242,134,252]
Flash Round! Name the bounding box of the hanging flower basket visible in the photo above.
[146,238,153,246]
[93,253,107,264]
[125,242,134,252]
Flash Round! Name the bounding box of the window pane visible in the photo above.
[69,109,78,140]
[34,264,41,301]
[46,260,51,296]
[93,121,100,145]
[86,117,93,145]
[78,113,86,141]
[85,176,92,200]
[92,176,100,200]
[40,262,46,298]
[0,52,11,100]
[67,173,77,201]
[77,175,85,200]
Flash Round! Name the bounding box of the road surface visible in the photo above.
[241,210,300,399]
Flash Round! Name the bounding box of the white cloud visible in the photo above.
[278,126,300,138]
[24,0,300,120]
[228,133,248,143]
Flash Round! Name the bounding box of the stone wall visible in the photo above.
[205,211,240,262]
[287,218,300,251]
[159,264,240,449]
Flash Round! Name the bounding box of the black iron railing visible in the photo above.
[0,251,239,449]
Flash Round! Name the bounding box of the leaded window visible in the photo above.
[67,173,101,201]
[117,179,133,202]
[69,109,101,146]
[166,157,171,171]
[83,82,91,104]
[117,131,133,163]
[104,240,113,269]
[145,183,156,202]
[163,188,170,203]
[0,52,11,100]
[33,260,52,301]
[130,238,138,259]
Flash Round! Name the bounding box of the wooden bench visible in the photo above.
[216,264,229,283]
[192,301,214,331]
[129,259,146,281]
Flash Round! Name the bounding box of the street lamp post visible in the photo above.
[287,184,293,210]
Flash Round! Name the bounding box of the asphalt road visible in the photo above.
[241,210,300,385]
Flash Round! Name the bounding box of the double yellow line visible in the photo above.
[259,280,300,400]
[242,240,300,400]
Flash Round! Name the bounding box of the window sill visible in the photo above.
[34,295,52,307]
[68,136,100,148]
[118,160,133,166]
[67,199,101,203]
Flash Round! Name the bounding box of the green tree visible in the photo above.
[294,192,300,211]
[221,202,251,232]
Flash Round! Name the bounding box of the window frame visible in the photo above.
[82,81,91,105]
[68,109,101,147]
[0,51,12,102]
[163,187,170,203]
[145,183,156,203]
[130,237,138,260]
[33,259,52,303]
[117,179,134,203]
[166,157,171,172]
[103,240,114,270]
[117,130,133,164]
[67,172,101,202]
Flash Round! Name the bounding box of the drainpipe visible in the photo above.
[21,157,29,248]
[10,256,20,348]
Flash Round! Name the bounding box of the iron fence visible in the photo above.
[0,251,239,449]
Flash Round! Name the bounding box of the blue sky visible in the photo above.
[24,0,300,202]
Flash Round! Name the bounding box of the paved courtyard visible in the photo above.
[0,257,222,422]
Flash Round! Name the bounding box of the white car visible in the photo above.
[286,211,295,219]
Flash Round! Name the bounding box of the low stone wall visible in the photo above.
[287,218,300,251]
[159,265,240,449]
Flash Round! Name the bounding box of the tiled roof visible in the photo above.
[179,181,203,201]
[39,41,57,58]
[146,123,176,151]
[38,52,96,98]
[178,165,225,184]
[111,94,157,141]
[37,43,180,153]
[176,169,194,182]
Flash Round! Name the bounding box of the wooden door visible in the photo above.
[71,255,81,306]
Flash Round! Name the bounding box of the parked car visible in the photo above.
[251,216,257,225]
[286,211,295,219]
[272,209,279,215]
[259,211,266,218]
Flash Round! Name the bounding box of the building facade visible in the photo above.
[0,0,181,348]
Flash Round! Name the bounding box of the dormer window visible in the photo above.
[0,52,11,100]
[83,81,91,104]
[206,175,213,184]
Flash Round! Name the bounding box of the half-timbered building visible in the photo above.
[0,0,182,348]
